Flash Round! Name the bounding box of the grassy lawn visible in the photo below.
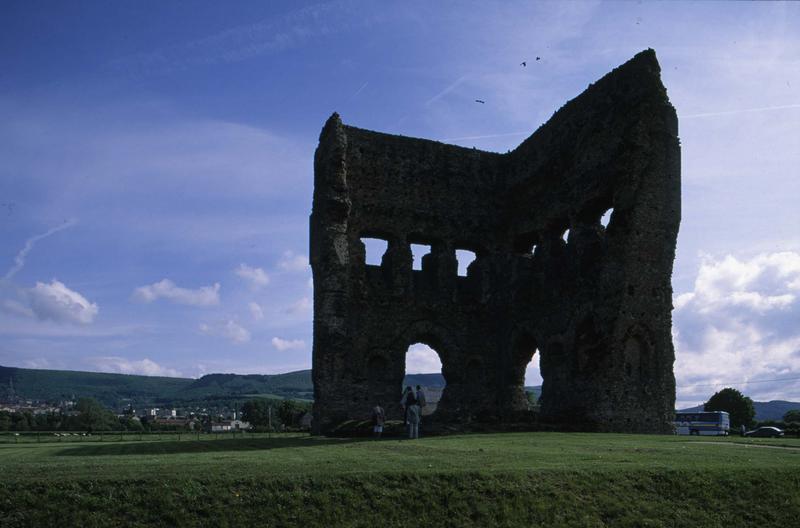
[1,433,799,527]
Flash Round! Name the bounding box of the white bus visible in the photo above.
[674,411,730,436]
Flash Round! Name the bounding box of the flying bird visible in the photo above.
[520,61,526,67]
[475,99,485,104]
[535,56,541,61]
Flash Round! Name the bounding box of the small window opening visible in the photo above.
[410,244,431,271]
[561,229,570,242]
[600,208,613,228]
[362,238,388,266]
[455,249,477,277]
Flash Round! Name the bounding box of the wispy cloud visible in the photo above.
[279,251,309,272]
[286,296,311,315]
[680,103,800,120]
[2,299,34,319]
[200,319,251,344]
[271,337,305,351]
[235,263,269,289]
[86,356,182,377]
[3,219,77,280]
[249,301,264,321]
[111,2,382,74]
[133,279,220,306]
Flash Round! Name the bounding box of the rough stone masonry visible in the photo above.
[310,49,680,434]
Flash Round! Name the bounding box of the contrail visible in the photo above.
[351,81,368,98]
[344,81,369,105]
[426,75,469,106]
[3,219,77,280]
[680,103,800,119]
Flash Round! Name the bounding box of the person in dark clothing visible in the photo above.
[401,385,416,425]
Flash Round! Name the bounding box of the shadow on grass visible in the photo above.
[56,436,367,457]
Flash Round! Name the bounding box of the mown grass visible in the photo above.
[1,433,799,527]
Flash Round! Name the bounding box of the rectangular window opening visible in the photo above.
[455,249,477,277]
[362,237,388,266]
[410,244,431,271]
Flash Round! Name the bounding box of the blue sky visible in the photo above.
[1,1,799,407]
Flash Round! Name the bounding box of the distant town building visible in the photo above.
[210,419,250,432]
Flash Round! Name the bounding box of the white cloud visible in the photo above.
[405,343,443,374]
[286,296,311,315]
[199,320,251,344]
[27,280,98,325]
[674,252,800,407]
[86,356,182,377]
[279,251,309,272]
[133,279,220,306]
[271,337,305,351]
[235,263,269,288]
[248,301,264,321]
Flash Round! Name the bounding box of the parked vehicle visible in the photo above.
[674,411,730,436]
[744,426,784,438]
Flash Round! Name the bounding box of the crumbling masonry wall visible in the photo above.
[310,50,680,434]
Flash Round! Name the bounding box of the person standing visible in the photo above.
[407,401,421,439]
[371,403,385,439]
[400,386,416,425]
[415,385,427,410]
[415,385,427,437]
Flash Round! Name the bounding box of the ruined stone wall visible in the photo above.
[311,49,680,434]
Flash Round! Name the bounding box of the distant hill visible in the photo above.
[678,400,800,422]
[403,373,445,388]
[0,365,487,409]
[0,365,192,407]
[0,365,315,409]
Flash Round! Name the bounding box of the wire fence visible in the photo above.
[0,430,309,444]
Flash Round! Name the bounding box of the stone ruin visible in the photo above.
[310,50,680,434]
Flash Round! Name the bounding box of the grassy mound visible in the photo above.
[2,433,799,527]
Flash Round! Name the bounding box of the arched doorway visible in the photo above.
[404,342,445,416]
[524,350,542,411]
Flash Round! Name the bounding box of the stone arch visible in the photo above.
[507,329,539,411]
[392,320,462,418]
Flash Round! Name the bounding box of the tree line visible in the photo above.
[703,387,800,435]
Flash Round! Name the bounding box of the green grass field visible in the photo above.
[2,433,799,527]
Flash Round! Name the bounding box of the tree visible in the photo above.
[241,400,271,428]
[72,397,119,432]
[783,409,800,423]
[704,388,755,429]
